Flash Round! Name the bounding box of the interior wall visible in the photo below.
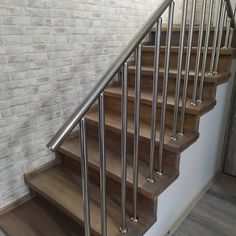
[145,58,236,236]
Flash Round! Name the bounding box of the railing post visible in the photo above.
[191,0,207,106]
[214,0,227,74]
[98,93,107,236]
[119,62,128,234]
[224,17,231,48]
[157,1,174,175]
[148,17,162,183]
[79,118,91,236]
[209,0,223,75]
[228,27,234,47]
[131,44,141,223]
[179,0,196,135]
[198,0,214,102]
[171,0,188,141]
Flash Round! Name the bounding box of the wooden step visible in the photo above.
[142,45,234,55]
[25,163,156,236]
[149,24,226,47]
[128,65,231,85]
[85,109,199,154]
[0,197,84,236]
[104,86,216,116]
[58,135,179,200]
[140,45,232,74]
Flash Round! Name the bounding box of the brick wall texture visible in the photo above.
[0,0,206,208]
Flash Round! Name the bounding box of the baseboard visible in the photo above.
[163,171,221,236]
[0,193,34,216]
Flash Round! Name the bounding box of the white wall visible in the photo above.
[145,58,236,236]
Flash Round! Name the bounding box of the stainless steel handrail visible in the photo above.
[226,0,236,28]
[47,0,172,151]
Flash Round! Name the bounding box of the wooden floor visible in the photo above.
[0,197,84,236]
[174,174,236,236]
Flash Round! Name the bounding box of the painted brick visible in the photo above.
[0,0,206,210]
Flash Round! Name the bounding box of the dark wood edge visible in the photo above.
[0,193,34,216]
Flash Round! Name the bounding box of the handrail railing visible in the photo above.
[46,0,235,235]
[47,0,172,152]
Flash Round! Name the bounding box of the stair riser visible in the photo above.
[127,73,217,100]
[86,120,182,165]
[141,50,231,74]
[149,30,226,47]
[61,153,158,212]
[104,95,199,133]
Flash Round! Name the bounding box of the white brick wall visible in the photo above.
[0,0,206,208]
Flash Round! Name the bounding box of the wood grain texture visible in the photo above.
[25,164,156,236]
[85,109,199,154]
[58,136,179,199]
[174,174,236,236]
[0,197,84,236]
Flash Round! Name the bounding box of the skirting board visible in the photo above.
[163,171,221,236]
[0,193,34,216]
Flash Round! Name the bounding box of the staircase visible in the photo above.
[1,0,235,235]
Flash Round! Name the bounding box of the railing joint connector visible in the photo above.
[147,177,155,183]
[156,171,163,176]
[118,226,128,234]
[130,217,139,223]
[170,136,177,142]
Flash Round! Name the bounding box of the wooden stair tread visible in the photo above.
[0,197,84,236]
[151,24,224,32]
[59,136,179,199]
[142,45,234,55]
[104,86,216,116]
[85,109,199,153]
[25,164,154,236]
[128,65,231,84]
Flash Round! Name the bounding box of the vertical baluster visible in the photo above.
[224,17,231,48]
[79,118,91,236]
[228,27,234,48]
[198,0,214,102]
[214,1,227,74]
[98,93,107,236]
[148,17,162,183]
[191,0,207,106]
[179,0,196,135]
[157,1,174,175]
[131,44,141,222]
[209,0,223,75]
[171,0,188,141]
[119,62,128,234]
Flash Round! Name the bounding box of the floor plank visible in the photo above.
[174,174,236,236]
[0,197,84,236]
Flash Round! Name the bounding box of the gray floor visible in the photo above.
[173,174,236,236]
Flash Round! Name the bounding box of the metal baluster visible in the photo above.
[157,1,174,175]
[79,118,91,236]
[179,0,196,135]
[171,0,188,141]
[98,93,107,236]
[148,17,162,183]
[214,1,227,74]
[228,27,234,48]
[119,62,128,234]
[209,0,223,75]
[191,0,207,106]
[198,0,214,102]
[224,17,231,48]
[131,44,141,223]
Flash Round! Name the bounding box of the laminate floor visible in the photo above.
[0,197,84,236]
[173,174,236,236]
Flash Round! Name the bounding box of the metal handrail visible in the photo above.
[226,0,236,28]
[47,0,172,151]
